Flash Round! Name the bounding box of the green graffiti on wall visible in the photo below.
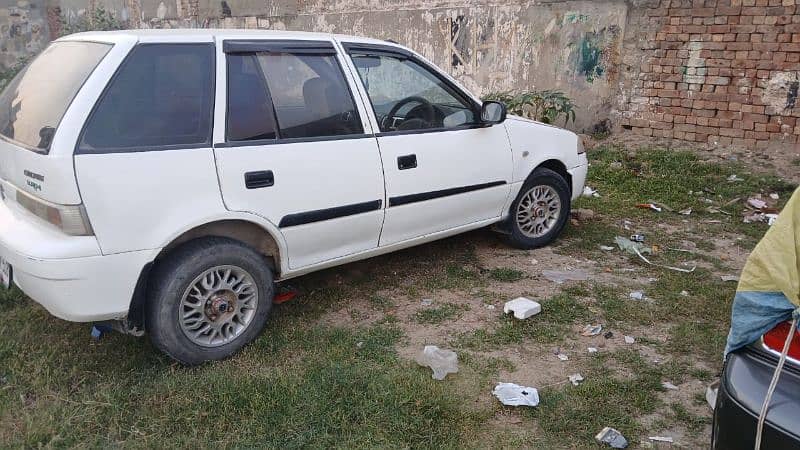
[579,36,604,83]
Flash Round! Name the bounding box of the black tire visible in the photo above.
[505,167,571,249]
[145,237,274,365]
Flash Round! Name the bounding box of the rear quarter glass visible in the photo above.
[0,41,112,152]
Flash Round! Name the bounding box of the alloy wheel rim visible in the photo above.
[178,265,258,347]
[515,185,562,238]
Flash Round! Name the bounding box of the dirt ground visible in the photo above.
[306,135,797,448]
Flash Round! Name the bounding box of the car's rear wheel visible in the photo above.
[146,237,274,365]
[505,167,571,249]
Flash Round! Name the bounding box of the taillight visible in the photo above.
[762,321,800,362]
[15,189,93,236]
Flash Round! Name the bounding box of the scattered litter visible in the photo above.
[624,335,635,344]
[542,269,590,284]
[706,206,731,215]
[616,236,650,254]
[581,324,603,336]
[569,373,584,386]
[649,436,674,443]
[485,304,496,310]
[595,427,629,448]
[356,341,364,349]
[610,161,623,169]
[582,186,601,198]
[416,346,459,380]
[493,382,540,407]
[721,275,739,282]
[623,220,633,230]
[661,381,679,391]
[748,198,768,209]
[724,197,742,207]
[273,289,299,304]
[629,234,646,243]
[727,174,743,182]
[680,290,690,297]
[648,200,674,212]
[636,203,662,212]
[744,212,780,225]
[604,331,614,339]
[588,347,598,353]
[706,380,720,410]
[678,208,692,215]
[90,325,104,340]
[571,208,595,221]
[503,297,542,320]
[770,193,780,200]
[600,245,615,251]
[421,299,433,307]
[629,291,645,301]
[557,353,569,361]
[530,258,539,265]
[617,236,696,273]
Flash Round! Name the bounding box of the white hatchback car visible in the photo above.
[0,29,587,364]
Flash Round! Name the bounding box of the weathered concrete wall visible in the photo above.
[0,0,50,70]
[5,0,800,145]
[0,0,627,132]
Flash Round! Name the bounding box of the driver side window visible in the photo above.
[350,53,476,133]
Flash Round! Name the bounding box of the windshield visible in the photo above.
[0,41,111,152]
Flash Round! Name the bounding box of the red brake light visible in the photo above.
[763,321,800,361]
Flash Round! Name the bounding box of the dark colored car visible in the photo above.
[712,321,800,449]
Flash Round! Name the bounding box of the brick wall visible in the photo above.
[618,0,800,149]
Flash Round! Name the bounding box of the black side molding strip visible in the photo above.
[389,181,507,207]
[279,200,383,228]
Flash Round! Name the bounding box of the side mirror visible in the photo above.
[481,101,507,125]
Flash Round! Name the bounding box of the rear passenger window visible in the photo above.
[226,50,362,142]
[78,44,214,152]
[226,54,278,142]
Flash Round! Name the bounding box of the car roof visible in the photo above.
[57,28,395,47]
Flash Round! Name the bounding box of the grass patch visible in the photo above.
[454,291,591,349]
[0,301,488,447]
[670,402,711,432]
[522,349,667,446]
[488,267,526,282]
[566,145,796,252]
[414,302,469,324]
[669,322,728,367]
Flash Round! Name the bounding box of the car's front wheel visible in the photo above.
[146,237,274,365]
[505,167,571,249]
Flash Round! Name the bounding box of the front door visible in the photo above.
[344,44,513,246]
[213,39,385,269]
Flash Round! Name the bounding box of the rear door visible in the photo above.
[342,43,512,246]
[213,39,385,269]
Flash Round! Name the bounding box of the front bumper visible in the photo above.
[712,347,800,449]
[0,196,155,322]
[568,156,589,202]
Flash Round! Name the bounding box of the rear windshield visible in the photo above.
[0,41,111,152]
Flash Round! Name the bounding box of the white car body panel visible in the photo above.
[75,149,227,255]
[214,139,386,269]
[375,126,512,246]
[0,29,588,323]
